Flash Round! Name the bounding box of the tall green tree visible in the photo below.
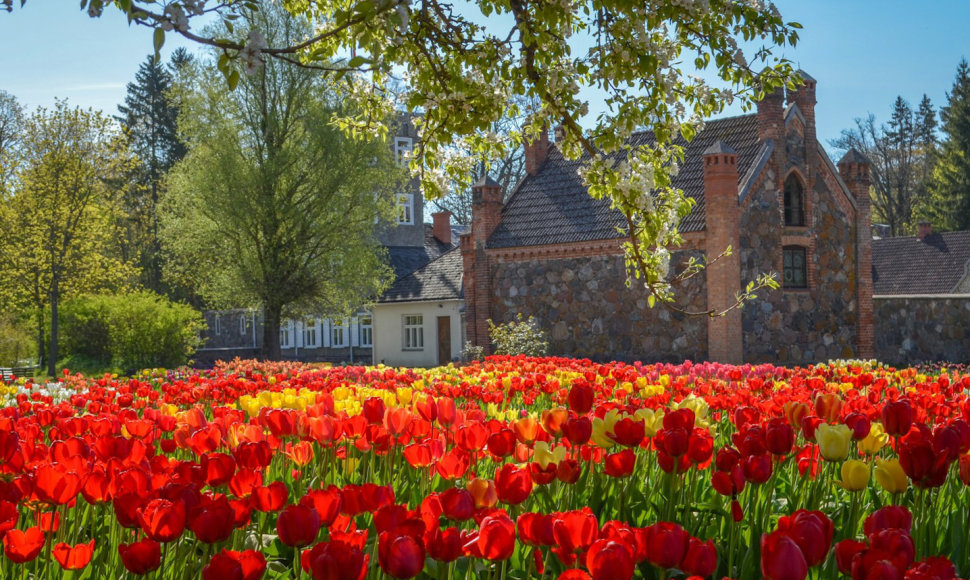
[0,102,137,375]
[832,95,937,237]
[0,90,22,197]
[161,9,400,360]
[116,50,191,296]
[19,0,799,314]
[916,59,970,232]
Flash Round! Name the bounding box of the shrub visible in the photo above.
[60,292,204,370]
[460,341,484,362]
[0,313,35,367]
[488,313,549,357]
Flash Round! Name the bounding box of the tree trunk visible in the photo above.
[261,303,282,361]
[47,276,58,377]
[35,309,45,372]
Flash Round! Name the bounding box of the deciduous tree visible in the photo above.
[5,0,800,313]
[160,9,400,360]
[0,102,136,375]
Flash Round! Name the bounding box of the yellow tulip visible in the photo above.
[874,458,908,494]
[816,423,852,461]
[635,408,665,437]
[859,423,889,455]
[840,459,870,491]
[590,417,616,449]
[533,441,566,469]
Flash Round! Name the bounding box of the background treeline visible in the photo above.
[832,59,970,236]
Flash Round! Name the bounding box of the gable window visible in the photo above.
[304,319,319,348]
[358,315,373,347]
[331,319,348,348]
[783,246,808,289]
[403,314,424,350]
[395,137,413,166]
[396,193,414,225]
[784,174,806,227]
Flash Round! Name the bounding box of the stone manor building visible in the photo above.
[462,72,876,364]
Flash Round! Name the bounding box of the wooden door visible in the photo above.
[437,316,451,365]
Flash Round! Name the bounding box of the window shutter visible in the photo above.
[351,317,360,347]
[323,319,331,347]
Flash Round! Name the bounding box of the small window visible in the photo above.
[784,174,806,227]
[359,315,373,347]
[280,321,291,347]
[396,193,414,225]
[239,314,247,335]
[331,319,348,348]
[403,314,424,350]
[783,246,808,289]
[304,319,319,348]
[213,315,222,336]
[395,137,413,166]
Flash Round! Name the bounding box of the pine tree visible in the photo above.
[116,53,187,295]
[916,59,970,232]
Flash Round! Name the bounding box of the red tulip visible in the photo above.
[188,495,235,544]
[2,526,45,563]
[425,527,462,563]
[814,393,842,423]
[302,540,369,580]
[439,487,475,521]
[476,512,516,561]
[252,481,289,512]
[850,549,903,580]
[742,453,773,484]
[202,452,237,487]
[586,539,635,580]
[277,504,322,547]
[776,510,833,567]
[834,539,867,575]
[563,416,592,446]
[495,463,533,505]
[644,522,689,569]
[552,508,598,553]
[765,418,795,455]
[603,449,636,478]
[761,530,808,580]
[863,506,912,538]
[882,400,913,436]
[681,537,717,576]
[557,459,582,484]
[203,549,267,580]
[435,448,470,480]
[378,531,425,578]
[611,417,645,447]
[300,486,343,526]
[517,512,556,546]
[0,501,17,536]
[119,539,162,575]
[52,539,95,570]
[139,498,187,543]
[34,464,82,505]
[568,383,594,414]
[844,413,871,440]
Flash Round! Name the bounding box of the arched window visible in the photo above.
[784,174,806,227]
[783,246,808,289]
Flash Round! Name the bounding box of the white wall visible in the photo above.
[372,301,464,367]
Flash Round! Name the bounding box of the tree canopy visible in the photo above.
[160,8,401,359]
[6,0,801,311]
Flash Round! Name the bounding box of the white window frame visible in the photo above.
[396,193,414,225]
[303,319,319,348]
[358,314,373,348]
[239,314,247,336]
[331,318,348,348]
[213,314,222,336]
[403,314,424,350]
[394,137,413,166]
[280,321,292,348]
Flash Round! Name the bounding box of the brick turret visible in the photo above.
[462,175,504,353]
[838,148,873,359]
[757,83,786,175]
[524,125,550,176]
[703,141,743,363]
[788,70,818,188]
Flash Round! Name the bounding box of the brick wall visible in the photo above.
[874,296,970,363]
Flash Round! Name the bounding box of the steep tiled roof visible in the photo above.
[487,114,763,248]
[380,249,463,303]
[385,225,455,280]
[872,231,970,294]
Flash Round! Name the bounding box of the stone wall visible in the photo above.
[874,296,970,364]
[740,165,858,364]
[488,251,708,363]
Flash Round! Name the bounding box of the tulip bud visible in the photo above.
[816,424,852,462]
[840,459,870,491]
[874,458,909,494]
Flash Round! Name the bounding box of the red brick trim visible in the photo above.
[486,232,706,263]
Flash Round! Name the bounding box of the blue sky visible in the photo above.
[1,1,969,152]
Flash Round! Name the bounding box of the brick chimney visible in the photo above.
[432,210,452,244]
[462,175,504,353]
[524,124,550,176]
[703,141,743,364]
[788,70,817,182]
[917,221,932,240]
[757,83,786,176]
[838,148,873,359]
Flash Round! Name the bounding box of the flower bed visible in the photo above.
[0,356,968,579]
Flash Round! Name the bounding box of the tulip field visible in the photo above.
[0,356,968,579]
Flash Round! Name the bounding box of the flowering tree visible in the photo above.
[4,0,800,311]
